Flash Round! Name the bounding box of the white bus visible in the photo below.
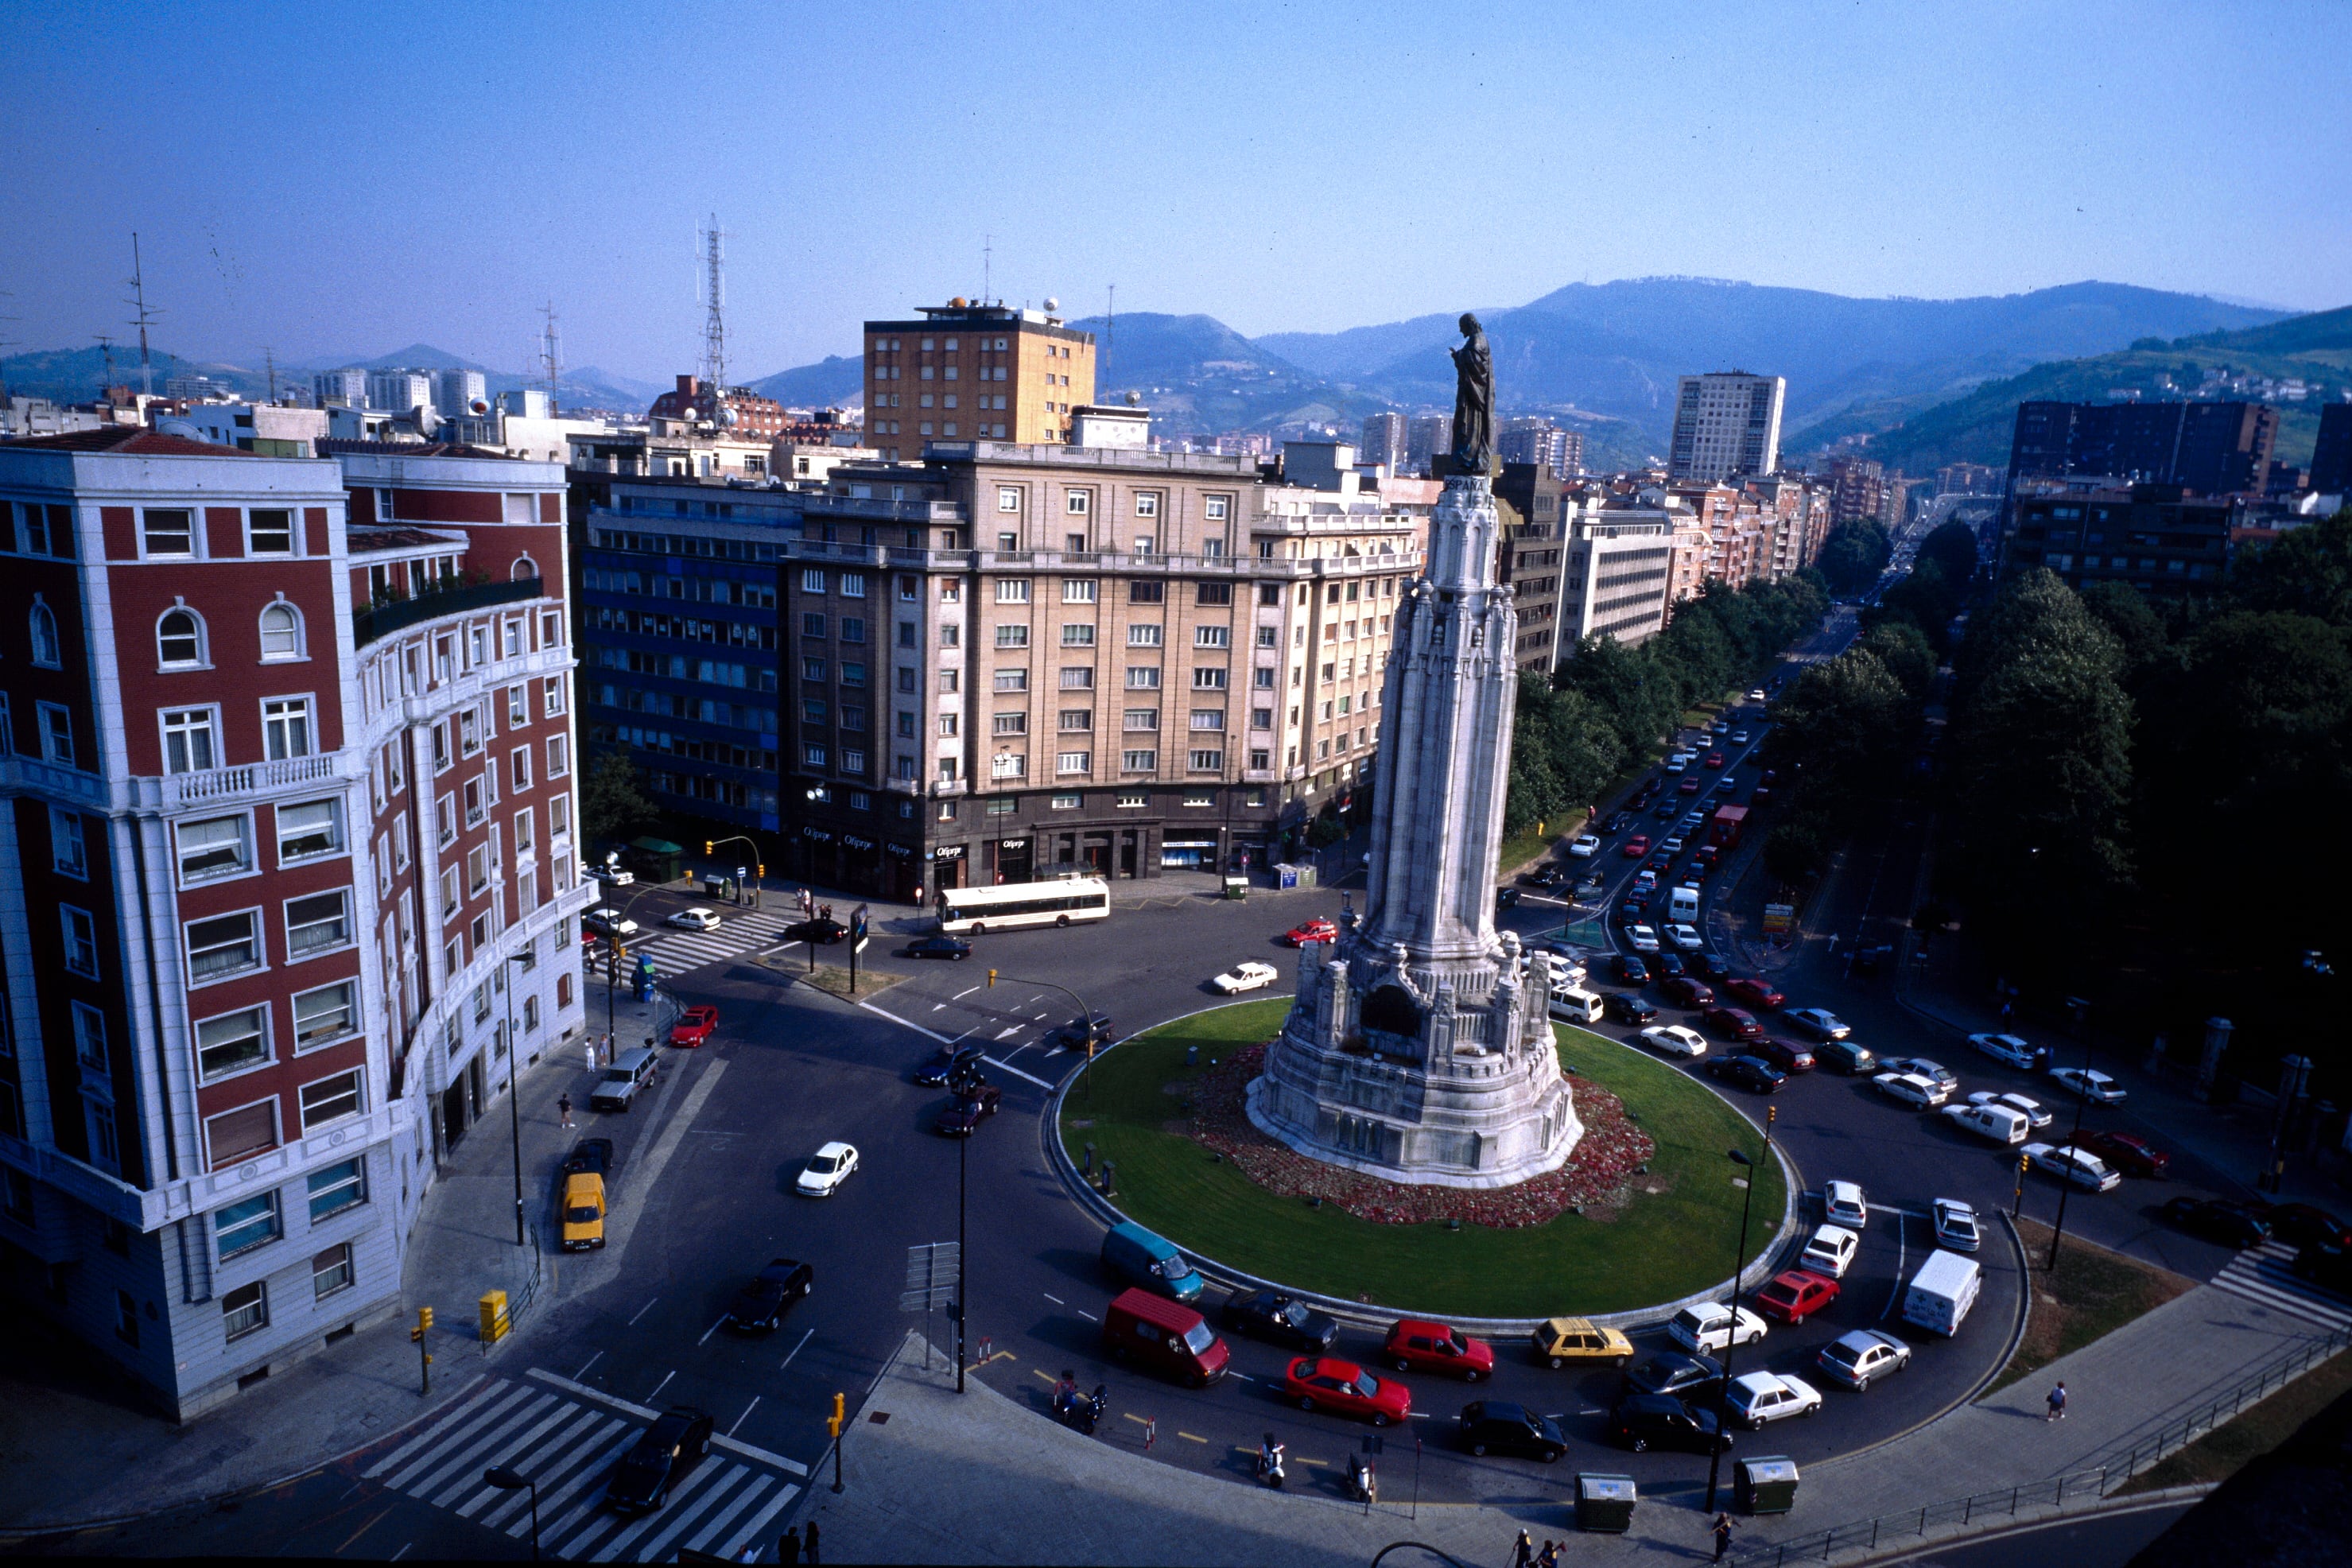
[940,876,1112,934]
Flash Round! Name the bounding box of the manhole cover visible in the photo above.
[867,1411,890,1425]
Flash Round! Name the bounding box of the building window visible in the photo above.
[1197,582,1232,605]
[298,1069,363,1131]
[1123,708,1158,731]
[312,1242,355,1301]
[840,572,867,599]
[1050,793,1082,809]
[221,1279,269,1339]
[161,708,217,774]
[994,624,1029,648]
[1134,493,1160,518]
[996,580,1030,604]
[840,617,866,643]
[293,980,356,1049]
[1056,751,1091,774]
[175,813,252,885]
[49,805,87,878]
[1189,749,1224,771]
[115,1290,139,1346]
[1190,709,1226,731]
[1205,495,1230,522]
[262,697,313,760]
[157,606,207,668]
[142,508,195,557]
[187,910,261,982]
[72,1001,108,1071]
[1126,666,1161,689]
[1058,709,1093,732]
[247,508,294,554]
[1062,579,1097,604]
[59,904,101,976]
[990,753,1026,779]
[285,891,351,959]
[1127,624,1162,646]
[215,1192,281,1261]
[1194,626,1230,648]
[1128,580,1164,604]
[37,702,74,766]
[277,798,343,861]
[85,1100,120,1170]
[258,601,305,661]
[547,735,569,776]
[1192,667,1228,689]
[996,486,1022,513]
[1121,749,1157,772]
[992,712,1027,736]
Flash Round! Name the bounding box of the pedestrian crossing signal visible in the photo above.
[988,969,997,988]
[411,1306,433,1341]
[827,1391,845,1438]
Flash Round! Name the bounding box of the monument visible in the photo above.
[1247,316,1582,1188]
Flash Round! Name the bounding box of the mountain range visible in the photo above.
[0,343,655,416]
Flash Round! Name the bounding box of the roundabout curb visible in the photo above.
[1042,999,1807,1335]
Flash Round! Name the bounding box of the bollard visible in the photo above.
[1101,1160,1116,1196]
[1082,1143,1096,1176]
[1185,1045,1199,1068]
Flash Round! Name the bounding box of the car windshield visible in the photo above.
[1182,1321,1217,1354]
[1438,1333,1467,1354]
[1349,1371,1383,1399]
[806,1155,837,1174]
[566,1205,598,1223]
[1277,1302,1308,1327]
[600,1067,632,1083]
[1159,1254,1194,1280]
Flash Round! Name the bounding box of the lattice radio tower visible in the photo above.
[700,215,727,401]
[538,303,562,415]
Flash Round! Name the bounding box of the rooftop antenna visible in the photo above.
[263,345,278,404]
[95,333,117,394]
[539,303,562,416]
[1105,283,1116,392]
[983,234,992,305]
[700,215,727,403]
[126,232,159,398]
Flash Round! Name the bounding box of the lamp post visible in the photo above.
[1705,1105,1775,1514]
[483,1466,539,1559]
[2046,1019,2095,1271]
[502,953,532,1247]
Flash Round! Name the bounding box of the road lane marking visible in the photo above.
[648,1369,677,1402]
[1298,1457,1328,1466]
[995,1026,1023,1040]
[932,1003,946,1011]
[334,1504,395,1554]
[1124,1412,1150,1425]
[1882,1210,1909,1322]
[697,1314,728,1347]
[778,1329,813,1372]
[629,1297,660,1326]
[728,1397,761,1436]
[1179,1431,1207,1442]
[391,1546,412,1561]
[857,1000,953,1045]
[1044,1293,1065,1304]
[1077,1310,1097,1322]
[574,1351,604,1380]
[984,1054,1052,1088]
[1034,1368,1057,1383]
[953,986,979,999]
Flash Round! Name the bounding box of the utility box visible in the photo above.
[1576,1473,1637,1533]
[479,1289,510,1343]
[1736,1455,1800,1515]
[1223,875,1248,902]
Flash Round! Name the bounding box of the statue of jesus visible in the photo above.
[1449,312,1493,476]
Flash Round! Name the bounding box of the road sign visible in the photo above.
[1763,902,1795,934]
[900,1240,959,1312]
[854,937,869,953]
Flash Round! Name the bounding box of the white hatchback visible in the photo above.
[1726,1371,1823,1428]
[1667,1302,1768,1356]
[1212,961,1279,994]
[2049,1065,2127,1105]
[1823,1180,1869,1230]
[1800,1223,1861,1279]
[796,1142,861,1197]
[666,906,724,931]
[1873,1071,1949,1108]
[1568,834,1602,859]
[1967,1032,2041,1069]
[1968,1089,2053,1129]
[1640,1024,1709,1058]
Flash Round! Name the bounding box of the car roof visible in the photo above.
[1826,1180,1862,1198]
[1392,1318,1454,1334]
[1731,1371,1787,1394]
[813,1140,854,1158]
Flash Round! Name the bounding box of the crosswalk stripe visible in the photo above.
[528,1434,646,1550]
[584,1461,742,1561]
[606,1463,749,1562]
[673,1471,778,1558]
[467,1414,627,1523]
[414,1391,565,1503]
[2211,1252,2352,1330]
[363,1376,510,1480]
[716,1481,802,1558]
[379,1382,541,1488]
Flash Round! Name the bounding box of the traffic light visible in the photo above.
[988,969,996,988]
[827,1391,846,1439]
[756,863,765,878]
[411,1306,433,1341]
[705,840,716,854]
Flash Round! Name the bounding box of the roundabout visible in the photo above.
[1058,999,1792,1321]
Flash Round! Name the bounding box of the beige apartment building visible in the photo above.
[863,301,1096,462]
[778,421,1422,892]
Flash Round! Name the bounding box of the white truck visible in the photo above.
[1901,1249,1983,1337]
[1668,885,1702,924]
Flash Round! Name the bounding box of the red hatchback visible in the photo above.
[1705,752,1726,769]
[1725,977,1784,1010]
[1623,836,1651,859]
[1382,1320,1494,1382]
[668,1005,720,1047]
[1285,1356,1412,1426]
[1702,1006,1764,1041]
[1285,918,1339,947]
[2078,1131,2172,1178]
[1756,1269,1840,1325]
[1679,777,1702,794]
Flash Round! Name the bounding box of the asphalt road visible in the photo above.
[1862,1494,2196,1568]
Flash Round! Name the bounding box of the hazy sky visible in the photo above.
[3,1,2345,383]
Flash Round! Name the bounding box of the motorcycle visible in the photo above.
[1346,1453,1376,1503]
[1054,1384,1105,1436]
[1256,1441,1287,1489]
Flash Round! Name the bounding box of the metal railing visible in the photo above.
[354,576,545,647]
[1735,1322,2350,1564]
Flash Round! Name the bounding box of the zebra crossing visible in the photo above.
[2210,1241,2352,1331]
[632,906,805,979]
[360,1369,805,1560]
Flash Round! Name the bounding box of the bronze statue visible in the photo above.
[1449,312,1493,476]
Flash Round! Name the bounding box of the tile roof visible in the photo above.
[1,426,253,457]
[316,439,519,460]
[348,524,467,550]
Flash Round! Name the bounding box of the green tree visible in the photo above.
[1915,520,1980,585]
[1858,619,1937,701]
[2077,580,2168,677]
[1557,633,1679,755]
[581,747,655,845]
[2227,509,2352,624]
[1817,521,1893,594]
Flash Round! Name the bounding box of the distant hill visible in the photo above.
[2,341,646,418]
[1804,305,2352,475]
[743,355,864,409]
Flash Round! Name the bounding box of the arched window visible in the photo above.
[30,599,62,667]
[157,604,206,668]
[258,600,304,661]
[510,553,537,581]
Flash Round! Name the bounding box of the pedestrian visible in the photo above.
[558,1093,573,1128]
[734,1542,761,1563]
[803,1520,820,1565]
[1537,1541,1560,1568]
[1511,1528,1534,1568]
[778,1525,801,1565]
[2047,1380,2067,1421]
[584,1038,598,1073]
[1713,1510,1734,1562]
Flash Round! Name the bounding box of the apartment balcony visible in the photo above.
[398,642,574,726]
[0,755,111,812]
[782,538,1423,582]
[164,753,344,809]
[352,575,549,649]
[805,495,968,525]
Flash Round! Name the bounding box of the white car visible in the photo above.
[1729,730,1751,744]
[1823,1180,1869,1230]
[1882,1057,1958,1091]
[1748,689,1768,702]
[1212,961,1279,995]
[584,907,640,939]
[795,1141,861,1197]
[1640,1024,1709,1058]
[1567,834,1602,859]
[1967,1032,2042,1069]
[1784,1007,1849,1041]
[1968,1089,2053,1129]
[1667,1302,1768,1356]
[587,862,635,886]
[1726,1371,1823,1428]
[1663,757,1689,774]
[2049,1065,2127,1105]
[1800,1223,1861,1279]
[2024,1143,2121,1192]
[1659,836,1686,856]
[1940,1100,2028,1143]
[666,906,724,932]
[1932,1198,1981,1252]
[1533,951,1588,988]
[1628,923,1661,953]
[1873,1071,1950,1109]
[1663,923,1704,952]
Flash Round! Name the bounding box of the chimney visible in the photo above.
[676,375,699,400]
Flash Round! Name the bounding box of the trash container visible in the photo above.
[1223,875,1248,902]
[1735,1455,1800,1515]
[1575,1473,1637,1534]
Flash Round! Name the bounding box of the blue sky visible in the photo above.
[2,1,2344,382]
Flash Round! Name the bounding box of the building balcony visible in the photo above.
[352,576,549,649]
[161,752,347,809]
[0,755,111,812]
[398,642,573,726]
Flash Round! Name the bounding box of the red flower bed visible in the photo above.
[1190,1042,1657,1228]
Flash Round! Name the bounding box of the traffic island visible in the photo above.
[1989,1218,2196,1393]
[1058,999,1788,1320]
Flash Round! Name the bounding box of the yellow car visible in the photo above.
[1531,1316,1633,1369]
[561,1171,607,1251]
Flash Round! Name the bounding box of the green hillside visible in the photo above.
[1797,305,2352,475]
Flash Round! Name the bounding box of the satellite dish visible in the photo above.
[469,398,491,416]
[718,405,739,428]
[157,417,203,440]
[1044,297,1059,312]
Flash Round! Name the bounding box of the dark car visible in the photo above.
[1495,887,1523,912]
[1519,865,1567,889]
[1221,1290,1340,1352]
[1750,1038,1816,1073]
[2160,1196,2270,1250]
[1622,1351,1725,1400]
[2292,1240,2352,1294]
[1046,1013,1116,1052]
[784,918,850,945]
[1652,951,1688,980]
[1660,976,1714,1008]
[604,1406,716,1513]
[914,1043,987,1085]
[2077,1130,2172,1179]
[1814,1039,1876,1075]
[1706,1055,1787,1094]
[1602,992,1658,1025]
[1608,1394,1731,1455]
[1456,1400,1566,1462]
[561,1137,614,1178]
[1851,942,1897,976]
[724,1257,813,1331]
[1702,1006,1764,1041]
[1725,977,1784,1010]
[2265,1204,2352,1252]
[1601,813,1632,834]
[1686,949,1729,982]
[933,1084,1003,1135]
[1613,953,1651,985]
[905,933,974,961]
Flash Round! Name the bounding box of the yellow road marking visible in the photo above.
[1180,1431,1208,1442]
[1123,1412,1151,1424]
[1297,1457,1328,1466]
[1032,1368,1057,1383]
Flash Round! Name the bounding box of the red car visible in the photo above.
[1622,836,1651,859]
[1751,1037,1815,1073]
[1725,977,1784,1010]
[1755,1269,1840,1325]
[1679,777,1702,794]
[1285,1356,1412,1425]
[1702,1006,1764,1041]
[1285,918,1339,947]
[1705,752,1726,769]
[1661,977,1715,1008]
[2078,1131,2172,1179]
[1381,1319,1494,1382]
[668,1005,720,1047]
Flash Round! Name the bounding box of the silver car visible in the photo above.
[1815,1329,1911,1391]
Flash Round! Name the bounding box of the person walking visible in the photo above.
[1536,1540,1561,1568]
[2046,1380,2068,1421]
[1713,1511,1734,1562]
[802,1521,820,1565]
[557,1092,573,1128]
[777,1525,801,1565]
[1511,1528,1535,1568]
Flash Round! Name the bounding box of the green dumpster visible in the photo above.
[1223,875,1248,901]
[1576,1473,1637,1533]
[1735,1454,1800,1515]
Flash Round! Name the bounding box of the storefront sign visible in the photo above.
[884,841,913,858]
[800,827,834,843]
[933,844,966,861]
[996,837,1028,851]
[844,835,876,852]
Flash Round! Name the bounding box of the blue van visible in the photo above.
[1100,1221,1204,1304]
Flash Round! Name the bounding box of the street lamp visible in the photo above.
[502,953,534,1247]
[483,1466,539,1559]
[1705,1105,1776,1515]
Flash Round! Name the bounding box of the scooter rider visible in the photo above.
[1258,1431,1287,1486]
[1348,1451,1376,1500]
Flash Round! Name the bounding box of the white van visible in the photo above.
[1901,1249,1982,1337]
[1669,885,1702,924]
[1939,1101,2029,1146]
[1548,985,1605,1024]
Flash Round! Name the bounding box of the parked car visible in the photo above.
[1783,1007,1850,1041]
[1663,923,1705,952]
[1702,1006,1764,1041]
[1932,1198,1981,1252]
[587,862,635,886]
[914,1044,987,1085]
[1456,1400,1566,1461]
[2049,1065,2127,1104]
[1823,1181,1869,1230]
[1220,1290,1339,1353]
[1495,887,1523,912]
[584,907,640,940]
[1815,1329,1911,1392]
[559,1139,611,1252]
[1873,1071,1950,1109]
[1284,918,1339,946]
[1046,1014,1117,1053]
[1211,961,1280,995]
[1666,1302,1767,1356]
[1726,1372,1824,1429]
[1283,1356,1411,1426]
[1661,976,1714,1008]
[1705,1054,1785,1093]
[2293,1241,2352,1294]
[932,1085,1003,1135]
[2159,1196,2271,1249]
[1750,1038,1814,1073]
[1640,1024,1710,1058]
[1530,1317,1634,1369]
[1799,1224,1861,1279]
[1967,1032,2046,1069]
[1882,1057,1958,1091]
[604,1406,715,1513]
[1602,992,1658,1025]
[1613,953,1651,985]
[2077,1130,2172,1178]
[2023,1143,2121,1192]
[795,1141,861,1197]
[1621,1351,1725,1400]
[1967,1089,2052,1129]
[1384,1320,1495,1381]
[1608,1395,1731,1454]
[905,933,974,961]
[667,1005,720,1047]
[724,1258,814,1331]
[1940,1100,2029,1144]
[1755,1269,1840,1325]
[1725,977,1784,1009]
[1567,835,1602,860]
[665,906,723,932]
